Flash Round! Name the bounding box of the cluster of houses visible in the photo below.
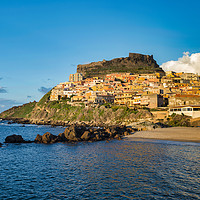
[50,71,200,118]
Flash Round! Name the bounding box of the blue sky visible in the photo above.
[0,0,200,112]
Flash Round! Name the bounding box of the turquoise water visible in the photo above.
[0,121,200,199]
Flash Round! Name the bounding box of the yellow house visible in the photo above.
[85,91,93,99]
[138,77,146,81]
[155,72,161,78]
[128,96,141,107]
[71,95,84,102]
[88,96,96,103]
[91,85,98,91]
[114,92,134,105]
[93,77,99,80]
[175,72,183,77]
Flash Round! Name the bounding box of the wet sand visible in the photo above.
[126,127,200,143]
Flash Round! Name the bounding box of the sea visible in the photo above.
[0,120,200,200]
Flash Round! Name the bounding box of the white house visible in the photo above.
[63,89,77,98]
[169,105,200,118]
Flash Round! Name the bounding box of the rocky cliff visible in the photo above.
[77,53,165,78]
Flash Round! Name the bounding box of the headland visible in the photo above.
[1,52,200,143]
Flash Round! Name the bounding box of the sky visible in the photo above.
[0,0,200,112]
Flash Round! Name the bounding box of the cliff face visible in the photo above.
[77,53,165,78]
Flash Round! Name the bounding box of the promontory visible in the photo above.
[77,53,165,78]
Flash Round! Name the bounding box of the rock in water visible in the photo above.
[42,132,58,143]
[34,134,43,143]
[81,131,92,141]
[4,125,134,144]
[57,132,67,142]
[5,134,25,143]
[35,132,58,144]
[63,126,83,142]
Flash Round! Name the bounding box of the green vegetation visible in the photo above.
[37,90,52,107]
[86,64,160,77]
[0,101,37,119]
[150,107,168,111]
[0,94,193,127]
[0,95,152,125]
[1,96,194,127]
[166,113,191,127]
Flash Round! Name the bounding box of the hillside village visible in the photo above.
[1,58,200,126]
[50,70,200,119]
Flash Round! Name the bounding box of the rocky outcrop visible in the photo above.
[4,134,33,143]
[77,53,165,78]
[81,130,94,141]
[62,125,84,141]
[34,125,136,144]
[35,132,58,144]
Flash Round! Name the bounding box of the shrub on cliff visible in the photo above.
[166,113,191,127]
[0,101,36,119]
[37,90,52,107]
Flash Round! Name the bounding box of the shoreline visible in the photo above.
[126,127,200,143]
[0,117,104,127]
[2,117,200,143]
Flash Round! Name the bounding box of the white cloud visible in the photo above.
[161,52,200,74]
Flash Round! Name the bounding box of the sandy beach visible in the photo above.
[126,127,200,143]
